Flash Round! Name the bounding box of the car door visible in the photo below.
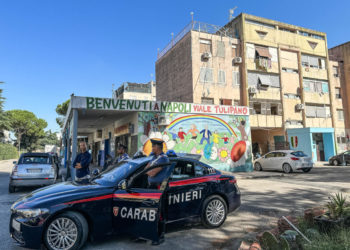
[261,152,276,169]
[112,162,174,242]
[343,151,350,164]
[273,152,286,170]
[166,160,212,222]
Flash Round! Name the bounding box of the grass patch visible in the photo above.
[301,227,350,250]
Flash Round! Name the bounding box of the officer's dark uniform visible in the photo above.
[147,139,170,245]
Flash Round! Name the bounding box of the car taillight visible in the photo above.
[12,165,18,175]
[291,157,299,161]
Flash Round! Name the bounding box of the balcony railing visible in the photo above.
[157,21,235,60]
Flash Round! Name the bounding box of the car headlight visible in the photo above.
[16,208,49,218]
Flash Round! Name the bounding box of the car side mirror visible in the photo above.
[13,161,17,164]
[92,169,100,176]
[118,179,128,190]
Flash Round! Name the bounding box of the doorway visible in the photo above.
[312,133,325,161]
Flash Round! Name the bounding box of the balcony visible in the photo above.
[250,114,283,128]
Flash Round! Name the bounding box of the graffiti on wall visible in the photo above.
[138,112,253,172]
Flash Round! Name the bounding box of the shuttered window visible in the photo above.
[199,68,213,83]
[218,70,226,84]
[217,41,225,57]
[232,71,240,86]
[200,39,212,53]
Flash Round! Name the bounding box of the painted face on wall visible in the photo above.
[210,146,218,160]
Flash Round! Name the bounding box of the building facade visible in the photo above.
[329,42,350,153]
[61,96,252,179]
[114,81,156,101]
[156,13,347,161]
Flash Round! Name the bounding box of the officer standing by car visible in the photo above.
[115,144,130,163]
[146,139,170,188]
[144,139,170,245]
[72,141,91,182]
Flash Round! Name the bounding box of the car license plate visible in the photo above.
[27,169,42,173]
[12,219,21,232]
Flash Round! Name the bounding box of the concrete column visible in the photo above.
[70,109,78,180]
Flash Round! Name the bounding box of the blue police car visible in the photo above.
[10,151,241,249]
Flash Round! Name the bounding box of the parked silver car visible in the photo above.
[9,153,58,193]
[254,150,313,173]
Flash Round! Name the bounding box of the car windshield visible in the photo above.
[20,156,51,164]
[291,151,308,157]
[92,161,138,186]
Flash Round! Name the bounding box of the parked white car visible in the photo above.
[254,150,313,173]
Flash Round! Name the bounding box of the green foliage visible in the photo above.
[6,110,47,151]
[302,228,350,250]
[327,193,347,219]
[38,130,59,148]
[0,143,18,160]
[0,82,10,133]
[55,100,70,127]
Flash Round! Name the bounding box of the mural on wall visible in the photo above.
[138,112,253,172]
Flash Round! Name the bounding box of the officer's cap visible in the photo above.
[150,139,164,147]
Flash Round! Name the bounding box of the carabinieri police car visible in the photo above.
[10,151,241,250]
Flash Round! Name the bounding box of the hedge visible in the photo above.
[0,143,18,160]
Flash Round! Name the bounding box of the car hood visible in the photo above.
[12,181,113,210]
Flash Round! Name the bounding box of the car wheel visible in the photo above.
[8,184,15,193]
[302,168,311,173]
[201,195,227,228]
[333,160,339,166]
[254,162,263,171]
[282,163,292,174]
[44,211,88,250]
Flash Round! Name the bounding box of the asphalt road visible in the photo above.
[1,160,349,250]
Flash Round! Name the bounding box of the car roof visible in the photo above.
[21,152,51,157]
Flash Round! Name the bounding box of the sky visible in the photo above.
[1,0,349,133]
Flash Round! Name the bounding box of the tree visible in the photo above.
[55,100,70,128]
[0,82,10,137]
[6,110,47,151]
[38,130,59,149]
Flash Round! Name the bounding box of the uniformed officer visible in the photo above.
[115,144,130,164]
[145,139,170,245]
[146,139,170,189]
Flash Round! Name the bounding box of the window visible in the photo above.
[217,41,225,57]
[303,79,329,94]
[200,39,212,53]
[220,99,232,105]
[301,55,326,69]
[247,72,280,88]
[298,31,324,40]
[271,104,278,115]
[201,97,214,104]
[265,152,276,158]
[234,100,240,106]
[337,137,347,144]
[337,109,344,120]
[333,66,339,77]
[335,88,341,99]
[199,67,213,83]
[194,164,209,176]
[232,71,240,86]
[279,27,296,33]
[284,94,300,99]
[232,44,237,57]
[282,67,298,73]
[253,103,261,114]
[245,19,275,29]
[291,151,307,157]
[275,152,287,157]
[170,161,207,180]
[218,70,226,84]
[305,105,331,118]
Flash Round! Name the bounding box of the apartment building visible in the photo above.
[156,13,346,161]
[329,42,350,153]
[114,81,156,101]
